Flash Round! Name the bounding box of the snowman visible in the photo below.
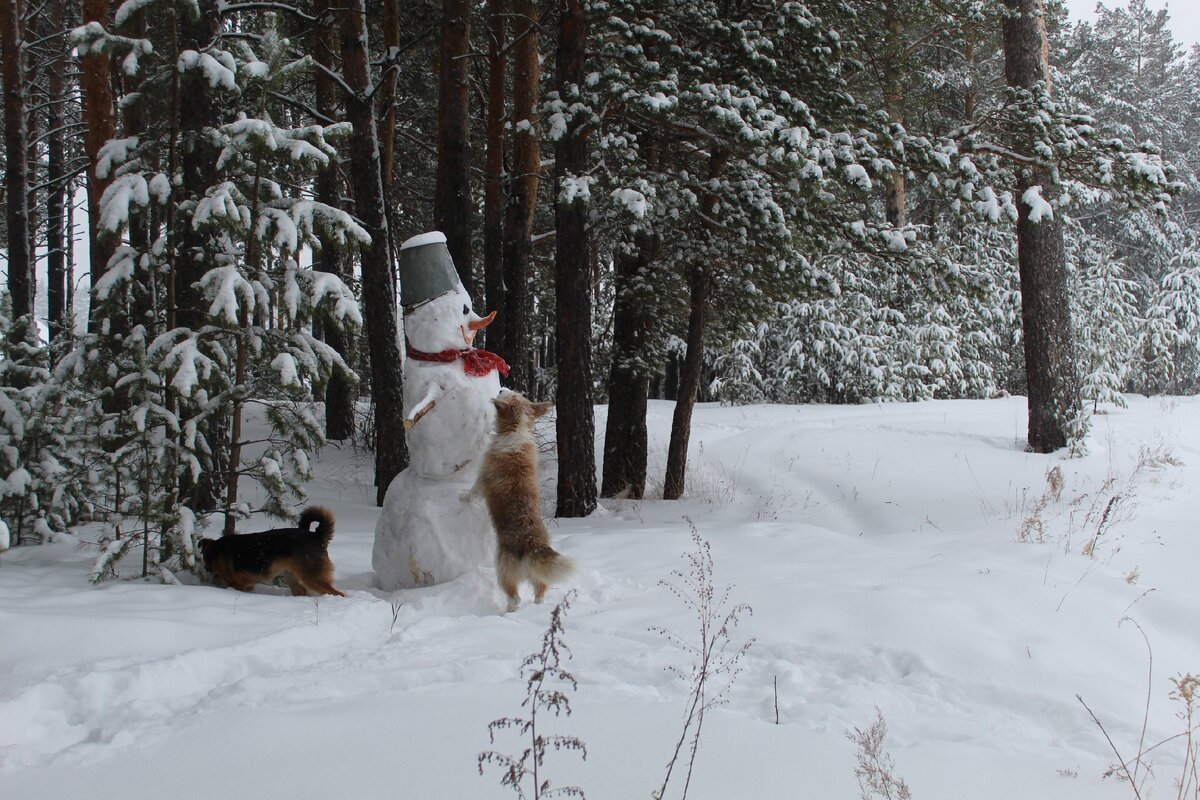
[372,231,509,590]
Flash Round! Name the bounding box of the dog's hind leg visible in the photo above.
[229,573,258,593]
[533,580,548,604]
[310,580,346,597]
[499,573,520,612]
[285,574,310,596]
[298,571,345,597]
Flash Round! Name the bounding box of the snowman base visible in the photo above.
[372,467,496,591]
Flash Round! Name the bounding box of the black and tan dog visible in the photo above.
[198,506,345,596]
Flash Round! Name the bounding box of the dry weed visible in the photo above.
[847,707,912,800]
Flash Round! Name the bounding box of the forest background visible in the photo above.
[0,0,1196,581]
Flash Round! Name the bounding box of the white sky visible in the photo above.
[1063,0,1200,49]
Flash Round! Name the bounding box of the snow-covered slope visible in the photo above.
[2,395,1199,799]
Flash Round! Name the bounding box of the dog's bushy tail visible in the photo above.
[298,506,335,544]
[524,544,574,584]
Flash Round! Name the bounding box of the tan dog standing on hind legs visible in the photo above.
[471,391,574,612]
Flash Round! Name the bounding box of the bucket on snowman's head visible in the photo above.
[398,231,462,308]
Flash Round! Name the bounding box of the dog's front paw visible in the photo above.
[505,596,520,613]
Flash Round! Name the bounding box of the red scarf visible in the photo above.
[407,345,511,378]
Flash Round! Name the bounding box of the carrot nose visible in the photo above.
[468,310,497,331]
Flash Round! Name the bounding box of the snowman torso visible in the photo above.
[400,287,505,477]
[404,359,500,478]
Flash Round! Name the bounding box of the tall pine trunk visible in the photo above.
[882,0,906,227]
[80,0,116,308]
[662,265,711,500]
[119,7,152,325]
[601,232,655,499]
[1003,0,1081,453]
[338,0,409,504]
[177,0,226,513]
[482,0,506,351]
[553,0,596,518]
[23,5,40,260]
[1,0,33,324]
[435,0,474,292]
[663,150,726,500]
[378,0,401,192]
[501,0,540,393]
[313,0,355,441]
[45,0,68,342]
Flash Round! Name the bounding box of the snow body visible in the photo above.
[373,234,503,590]
[372,467,494,590]
[400,289,501,478]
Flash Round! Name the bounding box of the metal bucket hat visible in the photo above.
[398,231,462,308]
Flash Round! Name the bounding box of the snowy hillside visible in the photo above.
[2,396,1199,799]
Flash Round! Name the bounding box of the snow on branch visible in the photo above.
[304,270,364,328]
[71,21,153,73]
[178,49,238,91]
[95,137,140,180]
[200,265,257,325]
[99,175,151,233]
[1022,186,1054,224]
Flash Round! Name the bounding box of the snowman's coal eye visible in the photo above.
[462,304,469,315]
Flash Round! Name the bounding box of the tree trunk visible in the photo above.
[435,0,474,293]
[338,0,409,503]
[662,265,711,500]
[23,4,39,256]
[80,0,116,308]
[120,7,153,325]
[176,1,221,332]
[223,310,249,536]
[378,0,401,192]
[882,0,906,227]
[1003,0,1081,453]
[664,350,680,400]
[601,232,655,499]
[176,1,226,513]
[313,0,355,441]
[501,0,540,393]
[482,0,506,351]
[1,0,33,323]
[553,0,596,518]
[46,0,67,342]
[315,249,356,441]
[663,150,726,500]
[964,38,978,125]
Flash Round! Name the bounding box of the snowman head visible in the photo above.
[404,287,497,352]
[399,231,498,352]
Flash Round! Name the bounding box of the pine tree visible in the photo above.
[498,0,541,394]
[334,0,411,505]
[578,0,896,498]
[552,0,598,518]
[1142,244,1200,394]
[1070,223,1139,411]
[78,0,118,305]
[68,7,366,576]
[1,0,33,324]
[0,311,67,545]
[435,0,474,292]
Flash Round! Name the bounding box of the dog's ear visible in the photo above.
[532,401,553,419]
[198,538,214,568]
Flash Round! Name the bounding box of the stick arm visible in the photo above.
[404,384,442,429]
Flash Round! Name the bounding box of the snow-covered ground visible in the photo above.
[2,395,1199,799]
